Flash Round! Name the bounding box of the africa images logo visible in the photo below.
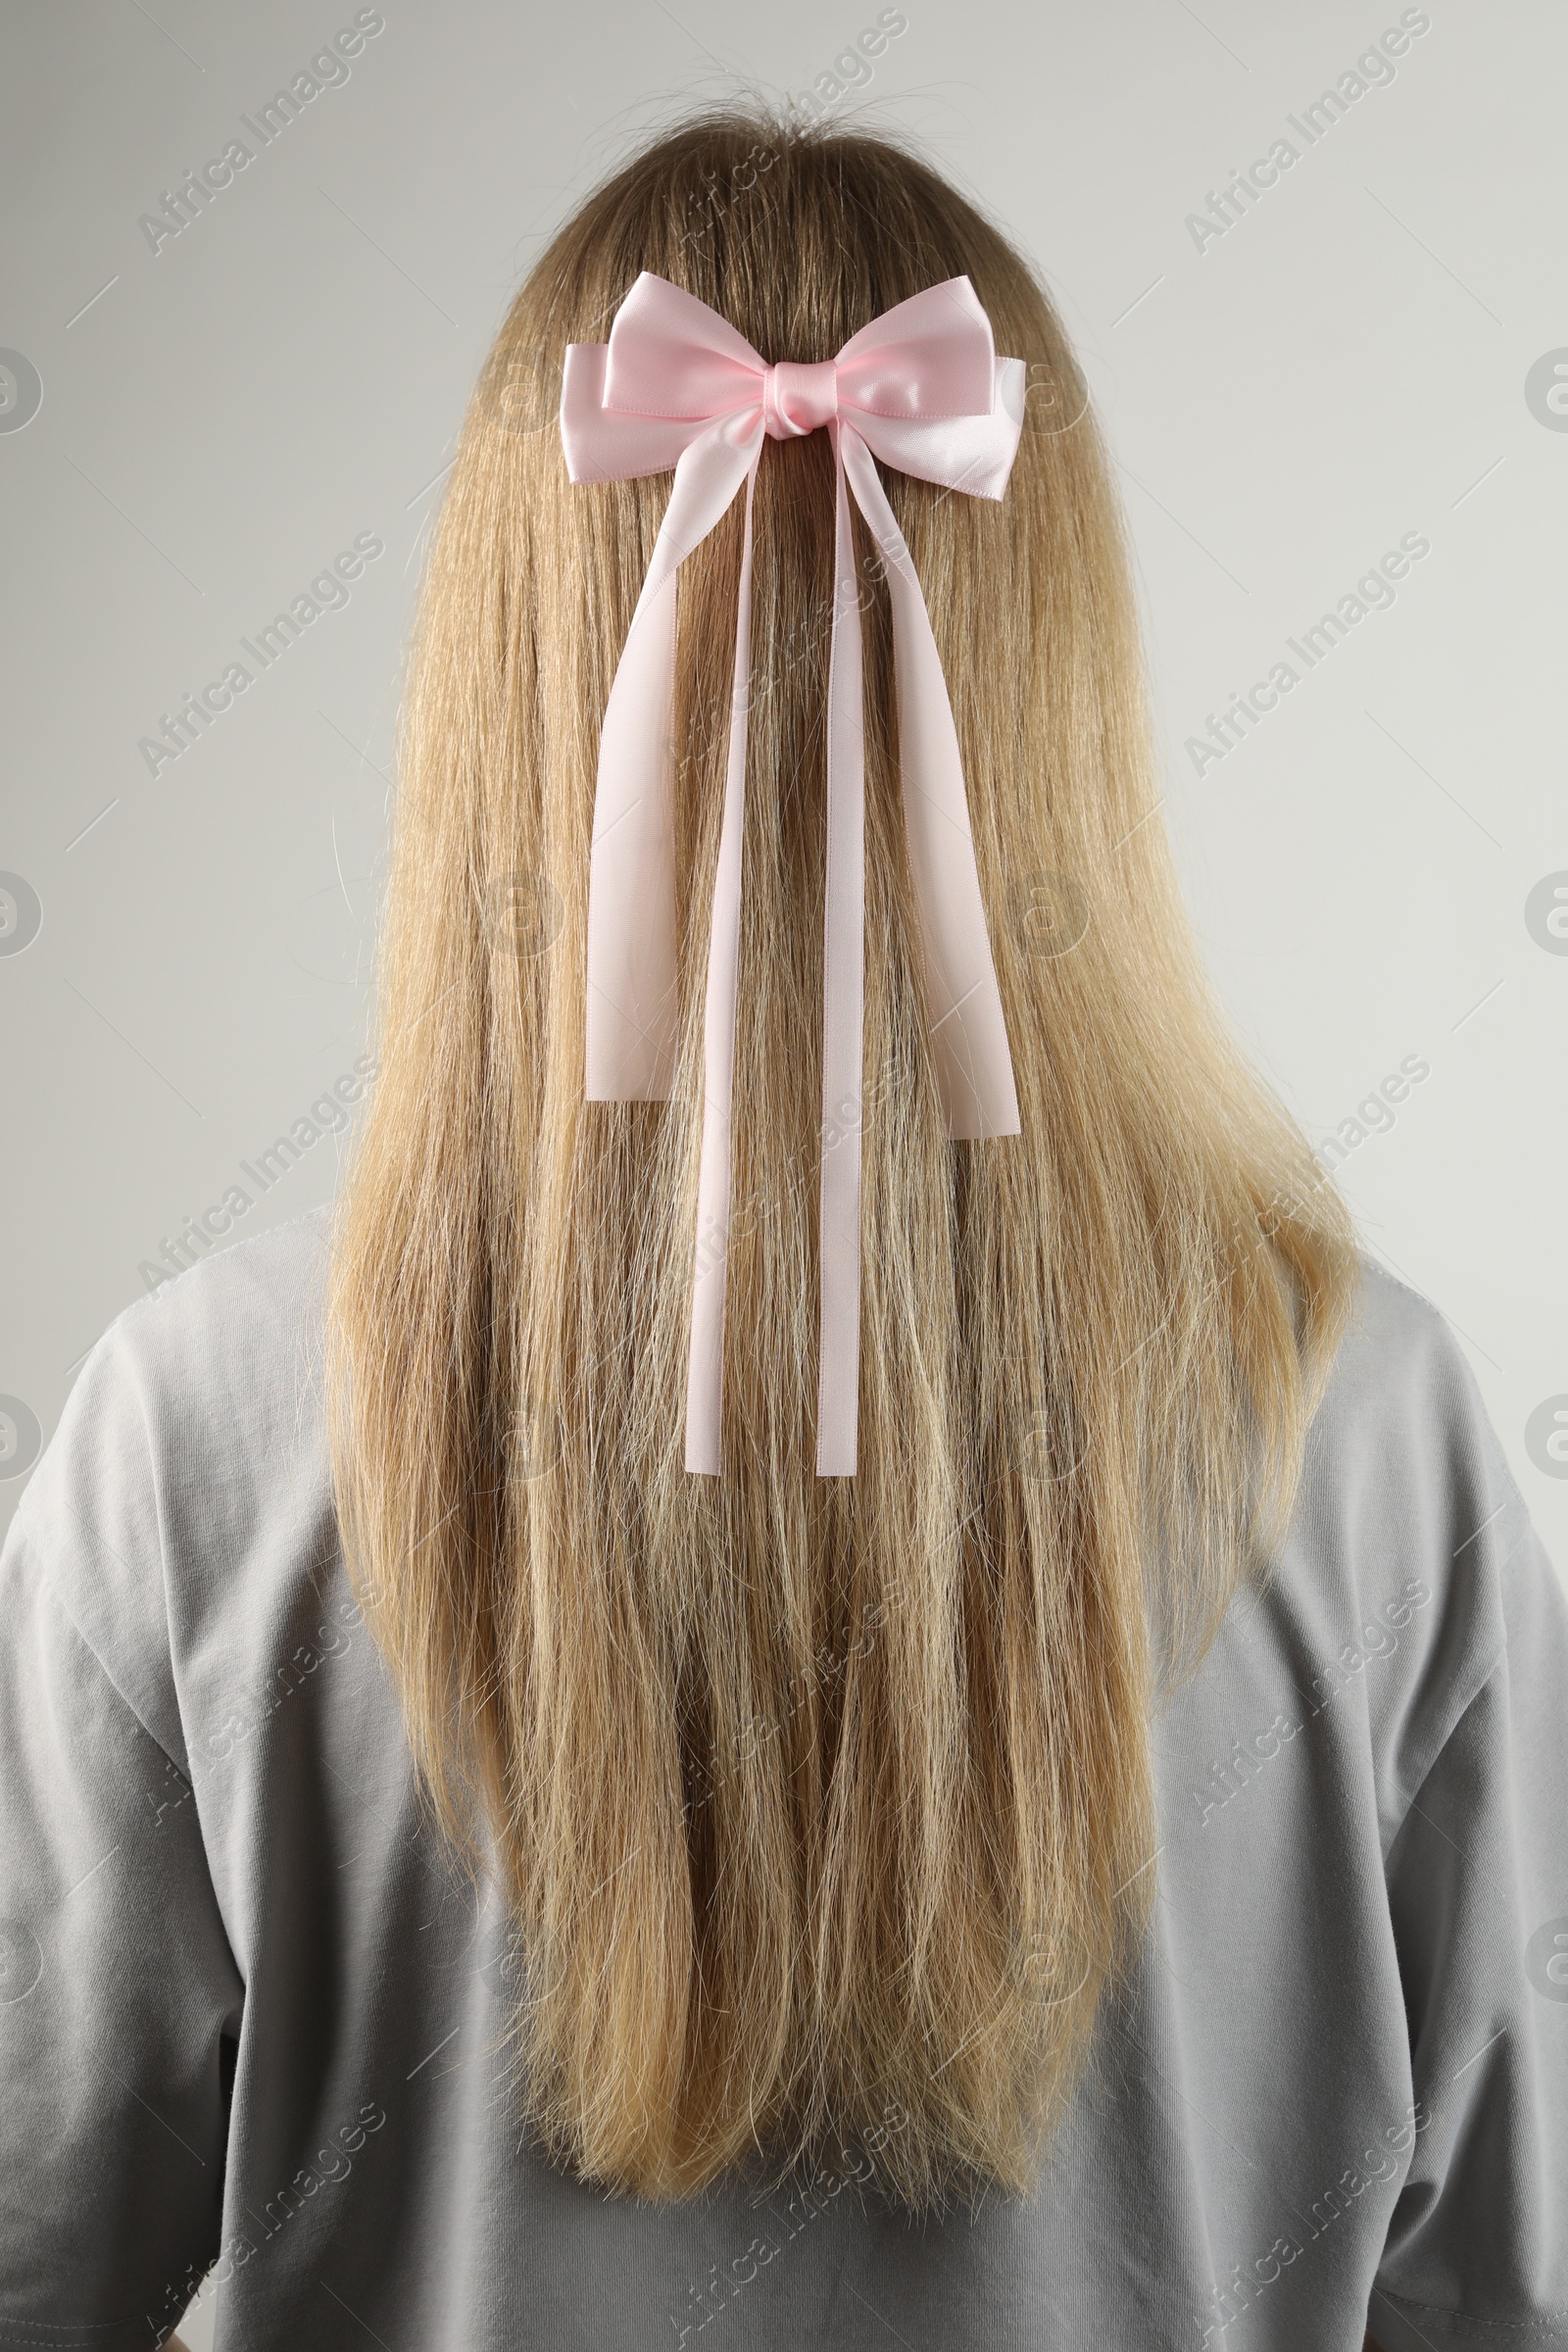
[1524,350,1568,431]
[135,11,387,255]
[0,350,43,434]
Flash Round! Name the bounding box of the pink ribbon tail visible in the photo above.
[815,423,867,1476]
[839,431,1020,1144]
[684,456,760,1474]
[583,409,760,1103]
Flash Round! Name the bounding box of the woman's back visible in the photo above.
[6,1204,1563,2348]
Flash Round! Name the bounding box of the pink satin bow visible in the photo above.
[560,270,1024,1477]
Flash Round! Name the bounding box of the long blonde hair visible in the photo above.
[326,108,1357,2216]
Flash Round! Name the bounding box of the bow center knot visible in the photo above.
[761,360,839,440]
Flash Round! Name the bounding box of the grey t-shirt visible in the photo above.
[2,1207,1566,2352]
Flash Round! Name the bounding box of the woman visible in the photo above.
[4,112,1565,2352]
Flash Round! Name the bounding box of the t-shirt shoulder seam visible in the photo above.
[1385,1629,1506,1862]
[1379,2284,1568,2326]
[122,1201,330,1323]
[26,1536,191,1788]
[8,1327,189,1784]
[1355,1255,1441,1317]
[1346,1257,1470,1379]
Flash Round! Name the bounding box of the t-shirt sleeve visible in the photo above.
[0,1343,244,2346]
[1370,1488,1568,2352]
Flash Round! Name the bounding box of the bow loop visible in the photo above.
[560,271,1025,1477]
[602,270,766,419]
[834,276,999,418]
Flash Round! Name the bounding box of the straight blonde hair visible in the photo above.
[326,108,1358,2217]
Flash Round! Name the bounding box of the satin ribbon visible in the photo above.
[560,270,1024,1477]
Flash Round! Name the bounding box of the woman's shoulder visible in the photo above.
[1258,1254,1554,1846]
[1317,1254,1487,1432]
[96,1200,332,1415]
[31,1202,336,1560]
[1299,1255,1532,1616]
[5,1209,336,1771]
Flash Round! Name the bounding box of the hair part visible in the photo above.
[326,103,1359,2216]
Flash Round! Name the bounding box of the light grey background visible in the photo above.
[1,6,1563,2326]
